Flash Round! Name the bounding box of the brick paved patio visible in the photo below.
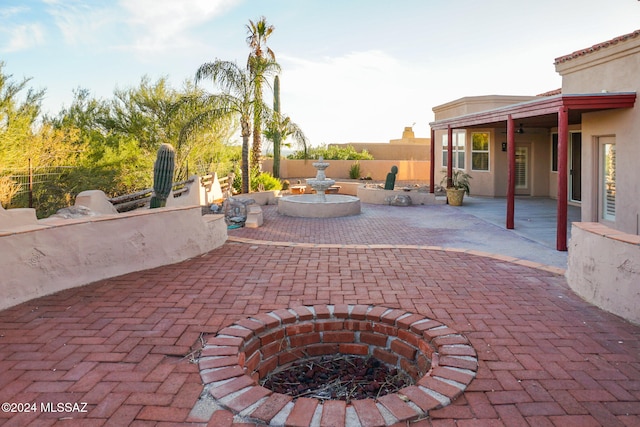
[0,204,638,426]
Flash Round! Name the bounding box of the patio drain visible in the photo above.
[198,305,478,426]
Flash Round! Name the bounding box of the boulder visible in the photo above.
[384,195,412,206]
[51,205,97,219]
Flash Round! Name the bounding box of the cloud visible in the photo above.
[119,0,241,52]
[42,0,114,46]
[274,47,561,145]
[278,50,432,144]
[18,0,241,54]
[0,5,45,52]
[0,23,45,53]
[0,6,28,19]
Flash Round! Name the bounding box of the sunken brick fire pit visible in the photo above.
[199,305,478,426]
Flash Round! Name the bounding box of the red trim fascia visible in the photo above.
[429,93,636,130]
[562,93,636,110]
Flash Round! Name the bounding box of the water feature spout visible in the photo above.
[278,156,360,217]
[306,156,335,201]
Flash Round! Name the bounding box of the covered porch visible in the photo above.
[429,92,636,251]
[456,196,581,250]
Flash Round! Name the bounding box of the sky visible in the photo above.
[1,0,639,147]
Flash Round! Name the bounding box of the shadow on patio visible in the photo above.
[0,200,637,426]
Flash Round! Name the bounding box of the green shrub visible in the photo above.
[349,162,361,179]
[252,171,282,192]
[230,167,283,193]
[0,176,20,208]
[287,144,374,160]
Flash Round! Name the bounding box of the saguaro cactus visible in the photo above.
[150,143,175,208]
[272,75,282,178]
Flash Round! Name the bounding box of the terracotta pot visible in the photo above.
[446,188,466,206]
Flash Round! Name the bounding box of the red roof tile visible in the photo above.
[536,88,562,97]
[554,29,640,64]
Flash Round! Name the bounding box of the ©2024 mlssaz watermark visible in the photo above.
[2,401,89,414]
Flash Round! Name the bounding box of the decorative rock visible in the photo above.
[51,205,96,219]
[384,195,412,206]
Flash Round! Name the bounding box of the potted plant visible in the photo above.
[440,170,472,206]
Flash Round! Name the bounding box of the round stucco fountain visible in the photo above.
[278,157,361,218]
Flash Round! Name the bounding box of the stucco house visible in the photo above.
[429,29,638,252]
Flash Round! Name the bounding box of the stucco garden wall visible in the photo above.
[0,206,227,311]
[263,159,431,181]
[329,143,430,160]
[567,222,640,325]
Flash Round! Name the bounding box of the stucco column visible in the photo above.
[506,115,515,229]
[430,127,435,193]
[557,107,569,251]
[447,125,453,188]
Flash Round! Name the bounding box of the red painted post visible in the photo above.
[506,116,515,229]
[557,107,569,251]
[430,127,435,193]
[447,126,453,188]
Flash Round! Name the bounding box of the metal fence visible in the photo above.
[0,163,75,208]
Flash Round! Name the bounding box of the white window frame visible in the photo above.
[441,131,466,169]
[471,132,490,171]
[515,147,528,189]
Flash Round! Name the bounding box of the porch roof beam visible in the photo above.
[429,93,636,130]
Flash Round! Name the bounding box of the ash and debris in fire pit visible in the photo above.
[260,355,414,402]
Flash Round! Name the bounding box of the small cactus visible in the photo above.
[384,165,398,190]
[150,143,175,208]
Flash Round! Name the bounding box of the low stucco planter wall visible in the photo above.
[335,181,360,195]
[567,222,640,325]
[0,206,227,311]
[357,185,440,205]
[243,190,280,205]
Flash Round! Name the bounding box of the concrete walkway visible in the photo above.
[0,201,637,426]
[457,196,581,252]
[230,198,578,269]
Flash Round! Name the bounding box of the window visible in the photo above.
[441,131,466,169]
[515,147,528,189]
[471,132,489,171]
[602,141,616,221]
[551,134,558,172]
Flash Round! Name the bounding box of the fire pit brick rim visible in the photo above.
[199,304,478,427]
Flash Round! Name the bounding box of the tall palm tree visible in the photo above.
[246,16,276,172]
[189,59,278,193]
